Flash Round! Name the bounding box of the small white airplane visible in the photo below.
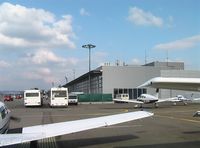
[170,95,191,105]
[0,101,153,147]
[113,90,173,108]
[139,76,200,116]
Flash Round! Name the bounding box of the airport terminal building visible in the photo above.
[63,61,200,100]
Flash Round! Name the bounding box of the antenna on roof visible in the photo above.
[65,76,68,83]
[145,49,147,65]
[166,49,169,66]
[73,69,76,80]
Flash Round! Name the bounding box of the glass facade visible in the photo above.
[67,73,102,94]
[113,88,147,99]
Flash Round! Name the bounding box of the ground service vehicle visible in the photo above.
[24,89,42,107]
[116,94,129,100]
[68,92,78,105]
[48,87,68,107]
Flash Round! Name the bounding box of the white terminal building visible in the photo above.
[63,61,200,100]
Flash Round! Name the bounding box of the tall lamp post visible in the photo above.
[82,44,96,96]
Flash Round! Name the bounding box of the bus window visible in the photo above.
[52,91,67,97]
[25,93,39,97]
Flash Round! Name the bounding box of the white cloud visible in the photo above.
[0,2,76,50]
[166,16,175,28]
[22,67,57,84]
[27,49,64,64]
[168,16,174,23]
[80,8,90,16]
[131,58,141,65]
[153,35,200,50]
[21,49,79,66]
[0,60,10,68]
[128,7,163,27]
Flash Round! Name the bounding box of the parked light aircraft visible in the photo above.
[138,77,200,116]
[113,89,173,108]
[170,95,191,105]
[0,101,153,147]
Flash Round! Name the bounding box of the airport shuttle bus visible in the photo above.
[49,87,68,107]
[24,89,42,107]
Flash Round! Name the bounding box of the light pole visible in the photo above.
[82,44,96,95]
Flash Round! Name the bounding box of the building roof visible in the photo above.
[63,69,102,87]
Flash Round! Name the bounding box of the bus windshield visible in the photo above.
[26,93,39,97]
[52,91,67,97]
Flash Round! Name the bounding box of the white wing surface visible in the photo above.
[0,111,153,147]
[113,99,144,104]
[139,77,200,91]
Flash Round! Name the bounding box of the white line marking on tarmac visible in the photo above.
[156,115,200,123]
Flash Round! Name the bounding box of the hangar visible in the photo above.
[63,61,200,101]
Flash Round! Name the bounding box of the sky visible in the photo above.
[0,0,199,90]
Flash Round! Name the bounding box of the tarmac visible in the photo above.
[1,97,200,148]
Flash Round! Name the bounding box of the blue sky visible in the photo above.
[0,0,199,90]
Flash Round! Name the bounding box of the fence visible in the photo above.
[78,94,112,102]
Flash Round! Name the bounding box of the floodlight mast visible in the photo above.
[82,44,96,95]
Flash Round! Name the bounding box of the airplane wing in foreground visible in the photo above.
[113,99,143,104]
[0,111,153,147]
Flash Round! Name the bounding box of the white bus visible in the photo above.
[48,87,68,107]
[24,89,42,107]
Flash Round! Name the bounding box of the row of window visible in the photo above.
[113,88,147,99]
[69,75,103,94]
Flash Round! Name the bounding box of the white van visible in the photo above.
[115,93,129,100]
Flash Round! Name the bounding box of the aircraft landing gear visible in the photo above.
[154,103,158,108]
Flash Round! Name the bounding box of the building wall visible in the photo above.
[101,65,200,99]
[102,66,161,98]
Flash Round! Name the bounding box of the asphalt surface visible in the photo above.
[1,97,200,148]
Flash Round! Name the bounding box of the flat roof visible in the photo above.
[63,70,102,87]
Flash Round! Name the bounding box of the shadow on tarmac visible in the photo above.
[56,134,138,148]
[183,130,200,134]
[115,141,200,148]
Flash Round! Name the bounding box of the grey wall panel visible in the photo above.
[102,66,160,94]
